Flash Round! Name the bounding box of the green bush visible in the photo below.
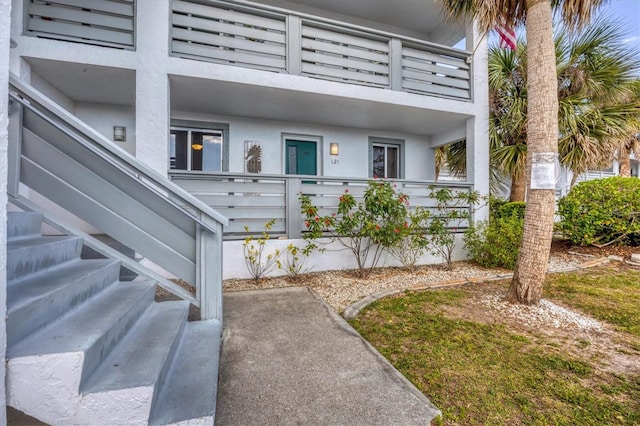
[488,196,509,220]
[558,177,640,246]
[496,201,526,221]
[464,213,524,269]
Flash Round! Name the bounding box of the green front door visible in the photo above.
[285,140,317,176]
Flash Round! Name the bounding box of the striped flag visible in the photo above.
[496,24,516,50]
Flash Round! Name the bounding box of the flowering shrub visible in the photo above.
[300,181,479,275]
[300,180,410,277]
[242,219,281,281]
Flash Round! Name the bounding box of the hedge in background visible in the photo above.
[464,200,524,269]
[558,177,640,246]
[495,201,525,221]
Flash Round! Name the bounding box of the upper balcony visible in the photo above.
[22,0,473,102]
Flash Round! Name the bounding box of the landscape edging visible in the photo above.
[342,257,610,320]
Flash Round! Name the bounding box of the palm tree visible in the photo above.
[488,44,528,201]
[557,22,640,186]
[615,80,640,177]
[440,0,605,305]
[434,140,466,181]
[488,17,640,198]
[441,19,639,196]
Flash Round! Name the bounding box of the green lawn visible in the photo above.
[349,266,640,425]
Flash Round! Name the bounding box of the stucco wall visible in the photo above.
[76,103,136,156]
[31,72,75,113]
[1,0,12,422]
[172,111,435,180]
[222,235,468,280]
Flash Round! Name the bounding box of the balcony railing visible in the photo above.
[171,0,472,100]
[21,0,471,100]
[170,171,475,240]
[25,0,136,49]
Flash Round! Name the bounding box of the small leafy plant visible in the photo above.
[387,207,431,272]
[464,200,525,269]
[300,180,410,277]
[281,243,312,281]
[427,186,478,270]
[242,219,281,281]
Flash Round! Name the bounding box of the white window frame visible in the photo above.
[169,120,229,172]
[369,137,405,179]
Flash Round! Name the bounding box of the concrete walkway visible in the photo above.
[215,287,440,425]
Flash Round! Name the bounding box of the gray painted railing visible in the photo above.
[8,75,228,321]
[170,171,474,239]
[171,0,472,100]
[25,0,136,49]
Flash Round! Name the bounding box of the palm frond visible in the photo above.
[439,0,605,34]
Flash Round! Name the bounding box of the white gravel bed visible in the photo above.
[224,252,593,313]
[473,294,603,332]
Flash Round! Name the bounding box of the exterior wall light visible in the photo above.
[330,143,339,155]
[113,126,126,142]
[191,143,203,151]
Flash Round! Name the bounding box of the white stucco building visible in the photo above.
[7,0,490,278]
[2,1,494,292]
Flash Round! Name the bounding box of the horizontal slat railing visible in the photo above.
[25,0,135,49]
[576,170,617,183]
[172,0,287,72]
[402,45,471,99]
[9,75,228,321]
[171,173,287,236]
[300,23,390,87]
[170,0,472,100]
[171,171,474,240]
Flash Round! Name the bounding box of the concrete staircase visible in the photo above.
[6,211,222,425]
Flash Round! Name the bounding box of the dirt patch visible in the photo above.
[552,239,639,260]
[437,280,640,377]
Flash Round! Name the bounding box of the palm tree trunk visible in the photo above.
[507,0,558,305]
[509,170,527,202]
[619,144,631,177]
[570,170,580,189]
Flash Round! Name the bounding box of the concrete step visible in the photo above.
[149,319,222,425]
[7,235,83,282]
[7,211,43,240]
[77,302,190,424]
[8,280,156,387]
[7,259,121,348]
[5,213,219,424]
